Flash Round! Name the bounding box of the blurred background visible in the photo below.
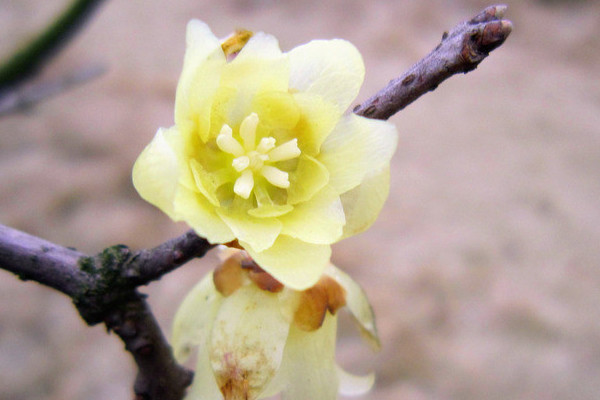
[1,0,600,399]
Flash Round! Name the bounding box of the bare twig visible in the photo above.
[0,0,107,94]
[0,4,512,400]
[0,64,106,117]
[0,224,90,296]
[354,4,512,120]
[0,224,208,399]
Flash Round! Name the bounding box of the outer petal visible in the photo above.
[171,272,223,363]
[280,186,345,245]
[337,366,375,396]
[271,313,339,400]
[319,114,397,194]
[325,265,381,351]
[288,39,364,112]
[185,348,223,400]
[220,35,289,125]
[209,285,290,400]
[340,165,390,239]
[174,186,235,244]
[242,235,331,291]
[132,127,180,219]
[175,20,226,141]
[216,207,282,253]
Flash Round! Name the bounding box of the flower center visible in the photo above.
[216,113,301,199]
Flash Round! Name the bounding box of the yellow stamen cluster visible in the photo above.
[216,112,301,200]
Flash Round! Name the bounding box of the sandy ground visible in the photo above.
[1,0,600,399]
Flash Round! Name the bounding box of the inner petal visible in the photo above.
[239,112,259,150]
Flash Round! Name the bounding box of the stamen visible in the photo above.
[216,124,244,156]
[239,113,259,150]
[233,170,254,199]
[256,137,276,154]
[261,166,290,188]
[232,156,250,172]
[268,138,301,162]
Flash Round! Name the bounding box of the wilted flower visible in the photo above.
[133,20,397,289]
[172,248,380,400]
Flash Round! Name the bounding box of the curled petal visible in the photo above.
[320,114,397,194]
[340,166,390,239]
[325,264,381,351]
[337,366,375,396]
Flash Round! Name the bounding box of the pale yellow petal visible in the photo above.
[174,186,235,244]
[252,91,300,131]
[171,272,223,363]
[274,313,339,400]
[209,285,290,400]
[287,154,330,205]
[340,165,390,239]
[190,159,221,207]
[242,235,331,290]
[216,207,282,252]
[185,350,223,400]
[132,127,180,219]
[175,21,226,142]
[292,92,340,156]
[288,39,364,112]
[319,114,397,194]
[324,264,381,351]
[220,42,289,124]
[280,186,344,245]
[336,366,375,396]
[233,31,282,61]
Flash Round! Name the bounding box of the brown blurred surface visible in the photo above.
[1,0,600,399]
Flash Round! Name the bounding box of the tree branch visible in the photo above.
[0,0,107,94]
[353,4,512,120]
[0,4,512,400]
[0,224,206,399]
[0,64,106,117]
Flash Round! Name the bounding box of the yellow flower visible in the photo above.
[133,20,397,289]
[172,249,380,400]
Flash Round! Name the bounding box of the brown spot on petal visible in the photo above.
[323,275,347,315]
[294,275,347,331]
[248,269,284,293]
[221,29,253,59]
[213,252,245,296]
[220,376,250,400]
[240,257,284,293]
